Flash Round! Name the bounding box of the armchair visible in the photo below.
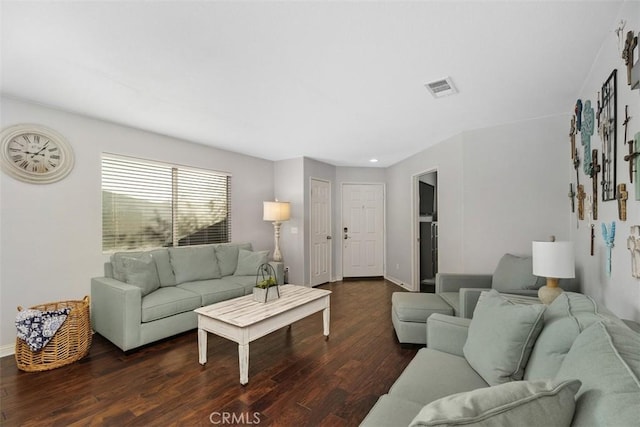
[436,254,580,318]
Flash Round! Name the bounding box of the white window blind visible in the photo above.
[102,154,231,251]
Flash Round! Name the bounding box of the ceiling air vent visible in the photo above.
[425,77,457,98]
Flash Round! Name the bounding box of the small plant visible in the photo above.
[256,276,277,289]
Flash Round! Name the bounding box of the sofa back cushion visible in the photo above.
[491,254,544,292]
[149,248,176,287]
[555,321,640,427]
[112,252,160,296]
[524,292,609,380]
[215,242,252,276]
[169,245,221,284]
[463,290,546,385]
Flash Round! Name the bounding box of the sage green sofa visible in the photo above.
[362,291,640,426]
[91,242,283,351]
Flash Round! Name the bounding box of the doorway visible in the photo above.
[342,183,384,278]
[310,178,331,286]
[413,171,438,292]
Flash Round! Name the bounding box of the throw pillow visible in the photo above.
[409,379,581,427]
[169,245,221,284]
[555,321,640,427]
[234,249,269,276]
[463,290,546,385]
[215,244,249,277]
[120,253,160,296]
[111,251,143,282]
[491,254,543,292]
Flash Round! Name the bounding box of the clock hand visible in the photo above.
[30,142,49,158]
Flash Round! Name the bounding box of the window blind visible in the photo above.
[102,153,231,251]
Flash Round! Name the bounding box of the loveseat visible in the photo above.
[91,242,283,351]
[362,290,640,426]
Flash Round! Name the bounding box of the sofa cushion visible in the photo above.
[464,290,546,385]
[169,245,221,284]
[525,292,607,380]
[177,279,245,306]
[555,321,640,427]
[392,292,453,323]
[222,275,258,294]
[119,252,160,296]
[360,394,425,427]
[111,251,143,282]
[408,379,581,427]
[234,249,269,276]
[389,348,489,405]
[491,254,544,292]
[149,248,176,287]
[141,287,202,322]
[215,242,252,276]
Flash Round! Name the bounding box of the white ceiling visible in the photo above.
[0,1,625,167]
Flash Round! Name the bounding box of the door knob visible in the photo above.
[326,236,332,240]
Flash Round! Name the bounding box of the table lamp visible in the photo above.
[532,237,575,304]
[263,201,291,262]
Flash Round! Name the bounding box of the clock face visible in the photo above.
[1,124,74,184]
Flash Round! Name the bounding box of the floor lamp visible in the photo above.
[532,237,575,305]
[263,201,291,262]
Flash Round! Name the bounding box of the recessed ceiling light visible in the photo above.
[369,158,379,163]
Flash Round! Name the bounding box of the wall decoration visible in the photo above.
[617,184,627,221]
[628,226,640,278]
[577,184,586,221]
[569,116,576,159]
[573,148,580,187]
[635,132,640,200]
[602,222,616,277]
[591,149,600,220]
[590,224,595,257]
[575,99,583,131]
[622,30,638,89]
[598,70,617,201]
[568,183,576,213]
[622,105,635,183]
[581,100,594,175]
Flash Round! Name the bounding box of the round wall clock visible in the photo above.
[0,124,75,184]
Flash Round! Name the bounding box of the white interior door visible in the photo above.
[342,184,384,277]
[310,179,331,286]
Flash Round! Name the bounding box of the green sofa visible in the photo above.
[362,291,640,426]
[91,242,283,351]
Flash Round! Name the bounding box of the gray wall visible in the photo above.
[0,96,275,349]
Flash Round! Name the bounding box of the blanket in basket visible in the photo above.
[16,308,71,352]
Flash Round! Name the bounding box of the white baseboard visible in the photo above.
[0,343,15,358]
[384,275,413,291]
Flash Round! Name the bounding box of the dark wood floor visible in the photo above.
[1,280,418,426]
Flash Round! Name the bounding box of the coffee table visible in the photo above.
[194,284,331,385]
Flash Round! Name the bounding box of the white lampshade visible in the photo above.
[263,201,291,222]
[532,241,575,279]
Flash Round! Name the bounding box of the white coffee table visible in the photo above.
[194,284,331,385]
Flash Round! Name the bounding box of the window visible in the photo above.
[102,154,231,251]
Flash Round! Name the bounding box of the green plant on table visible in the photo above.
[256,276,277,289]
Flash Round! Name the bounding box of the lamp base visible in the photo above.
[538,285,563,305]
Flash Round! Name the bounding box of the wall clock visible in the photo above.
[0,124,75,184]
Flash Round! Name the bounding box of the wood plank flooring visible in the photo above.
[1,279,418,426]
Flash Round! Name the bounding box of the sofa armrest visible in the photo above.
[459,287,492,319]
[435,273,493,293]
[269,262,285,285]
[426,313,471,357]
[91,277,142,351]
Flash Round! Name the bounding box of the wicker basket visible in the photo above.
[15,296,92,372]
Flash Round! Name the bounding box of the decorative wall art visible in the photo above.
[569,116,576,159]
[622,30,639,89]
[628,226,640,278]
[581,100,594,176]
[577,184,586,221]
[602,222,616,277]
[598,70,617,201]
[622,105,635,183]
[575,99,583,131]
[617,183,628,221]
[591,148,600,220]
[635,132,640,200]
[568,184,576,213]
